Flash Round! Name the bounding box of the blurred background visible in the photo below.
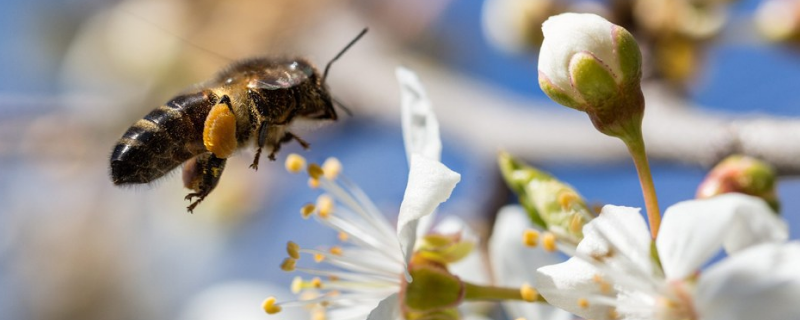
[1,0,799,319]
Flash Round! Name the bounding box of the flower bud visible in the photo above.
[538,13,645,140]
[696,155,780,212]
[498,151,594,244]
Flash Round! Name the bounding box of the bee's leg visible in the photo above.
[250,122,269,170]
[285,132,310,149]
[183,152,226,213]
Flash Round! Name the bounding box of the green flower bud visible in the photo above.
[498,151,594,244]
[696,155,780,213]
[538,13,645,141]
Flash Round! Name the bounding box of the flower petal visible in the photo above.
[578,205,653,276]
[366,293,401,320]
[695,242,800,320]
[490,206,572,320]
[656,194,788,280]
[396,66,441,163]
[536,258,615,320]
[396,66,443,237]
[397,154,460,262]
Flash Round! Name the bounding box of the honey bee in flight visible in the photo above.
[110,29,367,212]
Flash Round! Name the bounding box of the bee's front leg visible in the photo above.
[250,122,269,170]
[183,152,226,213]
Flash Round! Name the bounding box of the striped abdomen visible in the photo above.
[110,90,218,185]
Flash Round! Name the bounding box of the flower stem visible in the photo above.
[623,134,661,238]
[463,282,546,303]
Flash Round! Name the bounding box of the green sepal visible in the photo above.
[404,264,464,312]
[538,71,585,111]
[569,52,618,105]
[613,25,643,85]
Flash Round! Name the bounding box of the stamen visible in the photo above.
[312,309,326,320]
[522,229,540,247]
[291,276,303,293]
[338,232,349,242]
[311,277,324,289]
[314,253,325,262]
[593,274,613,294]
[309,177,320,189]
[308,163,324,180]
[287,241,301,259]
[578,297,590,309]
[542,232,557,252]
[558,192,577,208]
[329,246,343,256]
[322,158,343,180]
[520,283,539,302]
[285,154,306,173]
[329,275,340,281]
[608,308,619,319]
[317,195,334,218]
[262,296,282,314]
[569,214,584,234]
[301,204,316,219]
[281,258,297,271]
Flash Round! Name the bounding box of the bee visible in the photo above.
[110,29,367,212]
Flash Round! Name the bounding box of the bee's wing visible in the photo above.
[249,67,310,90]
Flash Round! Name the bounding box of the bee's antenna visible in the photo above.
[322,28,368,84]
[332,97,354,117]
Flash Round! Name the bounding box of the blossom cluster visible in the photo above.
[259,13,800,320]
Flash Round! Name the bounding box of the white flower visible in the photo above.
[534,193,799,320]
[489,205,573,320]
[265,67,461,320]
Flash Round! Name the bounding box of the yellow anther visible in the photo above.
[322,157,343,180]
[558,192,578,208]
[314,253,325,263]
[311,277,323,289]
[320,300,332,307]
[312,310,327,320]
[308,177,320,189]
[308,163,324,180]
[593,274,613,294]
[287,241,301,260]
[280,257,296,271]
[317,195,334,218]
[301,203,316,219]
[542,232,557,252]
[329,246,343,256]
[577,298,590,309]
[338,232,349,242]
[285,154,307,173]
[522,229,540,247]
[262,296,282,314]
[291,276,303,294]
[520,283,539,302]
[608,308,619,319]
[515,318,527,320]
[570,214,584,234]
[328,275,340,281]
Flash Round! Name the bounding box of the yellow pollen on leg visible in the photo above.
[316,195,334,218]
[520,283,539,302]
[338,232,349,242]
[322,158,343,180]
[308,163,324,180]
[301,203,316,219]
[280,257,297,271]
[542,232,557,252]
[287,241,301,259]
[329,246,343,256]
[577,298,590,309]
[262,296,282,314]
[522,229,540,247]
[285,154,307,173]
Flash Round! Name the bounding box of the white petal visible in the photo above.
[397,154,461,262]
[396,66,441,163]
[579,205,653,277]
[656,194,788,280]
[536,258,615,320]
[490,206,572,320]
[695,242,800,320]
[434,216,490,285]
[539,13,620,94]
[366,293,401,320]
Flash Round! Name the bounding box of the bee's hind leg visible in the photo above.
[183,152,226,213]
